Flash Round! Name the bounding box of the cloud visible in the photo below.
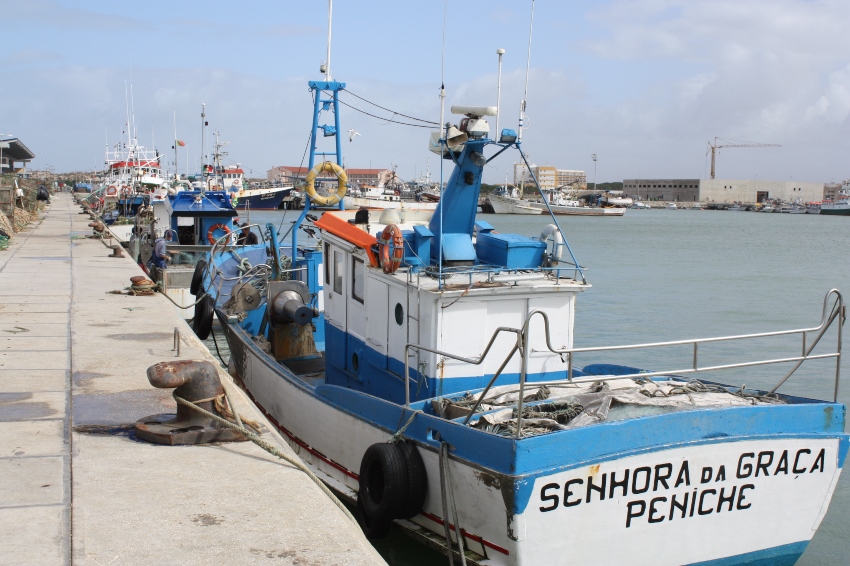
[0,49,62,67]
[3,0,149,31]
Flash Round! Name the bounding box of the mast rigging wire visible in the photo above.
[343,91,439,125]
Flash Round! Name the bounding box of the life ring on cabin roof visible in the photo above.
[106,185,118,196]
[379,224,405,274]
[539,223,564,265]
[207,223,231,245]
[304,161,348,206]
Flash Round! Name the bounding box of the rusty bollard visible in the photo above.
[108,245,124,258]
[134,360,248,445]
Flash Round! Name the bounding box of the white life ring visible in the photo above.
[304,161,347,206]
[539,224,564,264]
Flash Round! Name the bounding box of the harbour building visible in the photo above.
[622,178,824,203]
[513,163,587,189]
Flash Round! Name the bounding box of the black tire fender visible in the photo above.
[193,294,214,340]
[190,259,207,296]
[396,440,428,519]
[358,443,408,523]
[355,496,391,539]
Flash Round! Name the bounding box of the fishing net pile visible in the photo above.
[434,378,785,438]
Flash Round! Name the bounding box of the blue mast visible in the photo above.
[290,81,346,262]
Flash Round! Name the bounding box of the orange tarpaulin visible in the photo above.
[313,213,380,267]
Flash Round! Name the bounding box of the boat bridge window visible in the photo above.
[352,257,365,304]
[324,243,330,285]
[333,250,343,295]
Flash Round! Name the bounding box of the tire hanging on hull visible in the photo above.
[356,440,428,538]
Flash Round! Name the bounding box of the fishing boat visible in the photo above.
[344,170,439,212]
[665,202,678,209]
[821,185,850,216]
[193,49,848,564]
[489,184,624,216]
[600,190,633,207]
[487,180,542,215]
[629,201,652,210]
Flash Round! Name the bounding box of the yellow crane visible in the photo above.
[706,137,780,179]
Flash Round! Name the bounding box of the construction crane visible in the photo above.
[706,137,780,179]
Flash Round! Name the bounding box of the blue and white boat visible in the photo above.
[193,59,847,566]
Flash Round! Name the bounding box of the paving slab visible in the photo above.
[0,419,65,457]
[0,505,66,566]
[0,369,68,393]
[0,456,65,506]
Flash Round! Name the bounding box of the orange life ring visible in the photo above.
[106,185,118,196]
[379,224,404,274]
[207,223,231,244]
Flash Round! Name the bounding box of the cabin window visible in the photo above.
[333,250,343,295]
[352,257,365,303]
[394,303,404,326]
[324,243,330,285]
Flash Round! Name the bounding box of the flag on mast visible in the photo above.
[175,140,186,147]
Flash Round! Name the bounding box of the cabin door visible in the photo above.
[324,246,347,370]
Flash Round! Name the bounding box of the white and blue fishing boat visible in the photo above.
[193,25,847,566]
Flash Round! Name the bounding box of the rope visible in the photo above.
[173,393,358,525]
[157,290,208,309]
[439,441,467,566]
[389,409,422,444]
[189,393,262,433]
[209,326,228,367]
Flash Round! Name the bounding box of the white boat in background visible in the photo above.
[728,203,747,211]
[600,190,633,207]
[691,202,703,210]
[490,184,624,216]
[665,202,678,209]
[761,205,776,213]
[806,202,822,214]
[629,201,651,209]
[488,184,543,215]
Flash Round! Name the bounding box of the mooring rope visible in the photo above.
[439,441,467,566]
[173,393,357,525]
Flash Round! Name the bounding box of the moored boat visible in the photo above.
[821,185,850,215]
[194,59,848,565]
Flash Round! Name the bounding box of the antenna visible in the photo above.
[495,48,505,139]
[518,0,535,141]
[325,0,333,80]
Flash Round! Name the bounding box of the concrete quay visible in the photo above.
[0,193,385,565]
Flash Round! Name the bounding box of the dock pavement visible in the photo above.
[0,192,385,565]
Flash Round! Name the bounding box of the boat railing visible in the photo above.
[403,289,843,439]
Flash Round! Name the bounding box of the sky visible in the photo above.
[1,0,849,185]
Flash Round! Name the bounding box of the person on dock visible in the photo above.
[236,223,258,245]
[152,229,173,269]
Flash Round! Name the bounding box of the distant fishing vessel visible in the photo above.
[821,185,850,215]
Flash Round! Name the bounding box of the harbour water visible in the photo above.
[227,207,849,565]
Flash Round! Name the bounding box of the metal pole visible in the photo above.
[592,154,597,192]
[495,48,505,140]
[326,0,333,81]
[200,103,206,185]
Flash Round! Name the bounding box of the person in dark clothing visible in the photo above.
[36,186,51,203]
[236,223,258,245]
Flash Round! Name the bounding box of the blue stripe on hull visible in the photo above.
[689,541,808,565]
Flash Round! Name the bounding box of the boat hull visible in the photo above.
[343,195,438,211]
[489,194,624,216]
[218,316,847,566]
[232,188,289,210]
[820,207,850,215]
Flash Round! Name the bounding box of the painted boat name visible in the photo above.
[538,448,827,527]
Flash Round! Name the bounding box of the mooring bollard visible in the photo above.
[134,360,248,445]
[108,244,124,258]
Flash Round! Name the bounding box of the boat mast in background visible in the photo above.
[518,0,534,142]
[200,103,206,193]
